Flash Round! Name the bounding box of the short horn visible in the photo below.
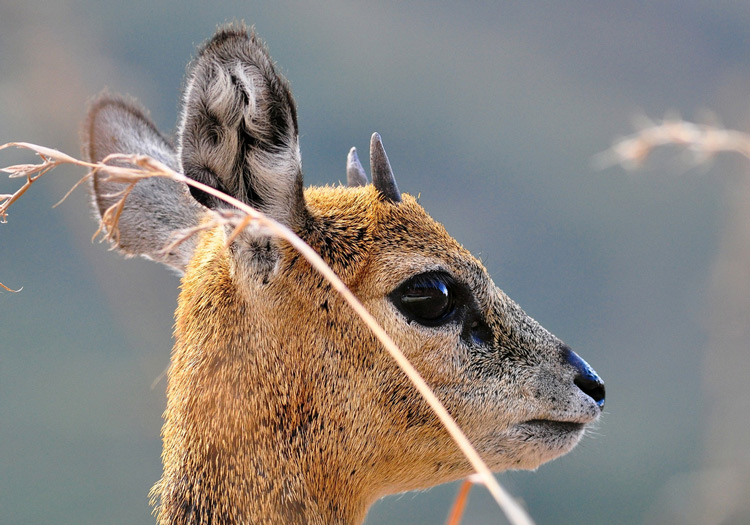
[346,147,368,187]
[370,133,401,203]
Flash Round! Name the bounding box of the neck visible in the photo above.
[155,432,369,524]
[153,228,373,524]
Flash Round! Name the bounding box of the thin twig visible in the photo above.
[1,142,533,525]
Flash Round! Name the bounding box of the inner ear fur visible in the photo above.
[178,25,307,231]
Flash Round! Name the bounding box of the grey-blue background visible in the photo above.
[3,2,750,524]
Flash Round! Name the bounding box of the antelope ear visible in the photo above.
[179,25,307,231]
[83,95,203,274]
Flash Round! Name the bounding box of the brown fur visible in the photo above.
[83,24,604,524]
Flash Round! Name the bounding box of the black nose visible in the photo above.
[563,346,605,409]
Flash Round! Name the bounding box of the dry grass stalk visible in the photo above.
[0,282,22,293]
[596,116,750,169]
[446,474,483,525]
[0,141,533,525]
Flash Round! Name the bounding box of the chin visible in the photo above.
[482,419,589,471]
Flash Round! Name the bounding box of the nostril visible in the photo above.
[574,372,606,409]
[562,346,606,409]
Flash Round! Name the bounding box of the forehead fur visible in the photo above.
[300,185,486,294]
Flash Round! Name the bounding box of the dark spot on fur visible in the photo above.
[279,496,307,522]
[285,253,300,272]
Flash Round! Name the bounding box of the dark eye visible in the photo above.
[390,272,457,326]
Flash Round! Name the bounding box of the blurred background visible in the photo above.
[2,2,750,524]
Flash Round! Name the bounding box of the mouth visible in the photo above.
[519,419,586,434]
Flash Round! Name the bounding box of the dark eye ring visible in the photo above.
[390,272,457,326]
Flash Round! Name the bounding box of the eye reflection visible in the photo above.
[391,272,456,326]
